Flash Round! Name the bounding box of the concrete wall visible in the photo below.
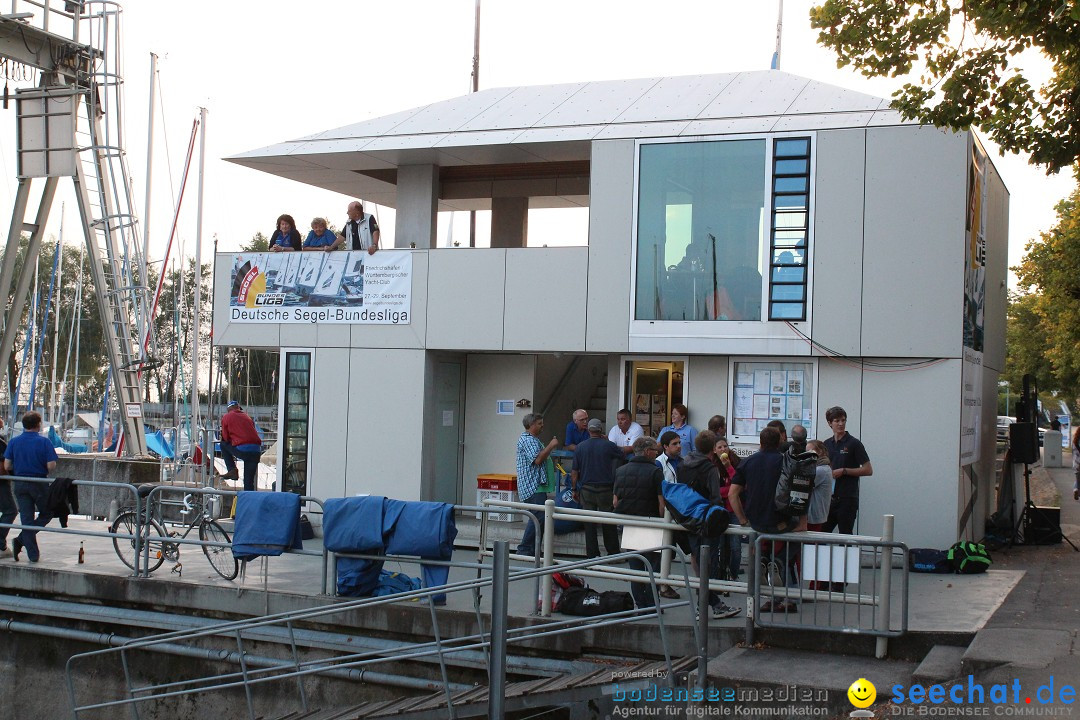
[461,354,536,500]
[685,355,730,431]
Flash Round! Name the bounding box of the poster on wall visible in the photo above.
[227,250,412,325]
[732,362,812,441]
[960,141,988,464]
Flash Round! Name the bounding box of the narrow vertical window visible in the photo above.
[281,352,311,496]
[768,137,811,321]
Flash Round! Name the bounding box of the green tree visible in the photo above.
[1011,179,1080,402]
[809,0,1080,172]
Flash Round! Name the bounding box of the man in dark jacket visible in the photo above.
[613,436,665,608]
[676,431,739,619]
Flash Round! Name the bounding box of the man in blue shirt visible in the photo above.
[515,413,559,557]
[564,409,590,451]
[0,417,14,556]
[2,412,58,563]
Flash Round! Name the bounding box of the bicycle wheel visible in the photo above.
[200,519,239,580]
[111,511,167,573]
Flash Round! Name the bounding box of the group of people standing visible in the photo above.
[267,201,380,255]
[513,403,873,617]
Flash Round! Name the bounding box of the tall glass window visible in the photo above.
[281,352,311,497]
[768,137,812,320]
[636,139,767,321]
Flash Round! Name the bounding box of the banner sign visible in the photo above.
[960,140,988,465]
[227,250,412,325]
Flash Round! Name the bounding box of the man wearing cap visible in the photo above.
[572,419,625,558]
[220,401,262,492]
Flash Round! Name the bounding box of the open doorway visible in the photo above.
[622,359,686,438]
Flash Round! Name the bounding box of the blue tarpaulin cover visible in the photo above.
[661,481,725,536]
[325,496,457,600]
[46,426,88,454]
[145,430,174,459]
[232,491,303,560]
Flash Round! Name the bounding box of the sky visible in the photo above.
[1,0,1073,287]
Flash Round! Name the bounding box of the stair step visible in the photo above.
[913,644,967,684]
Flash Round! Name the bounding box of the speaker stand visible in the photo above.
[1012,463,1078,552]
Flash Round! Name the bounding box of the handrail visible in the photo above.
[64,545,693,719]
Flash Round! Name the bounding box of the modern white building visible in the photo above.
[219,71,1008,549]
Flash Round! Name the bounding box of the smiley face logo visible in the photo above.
[848,678,876,708]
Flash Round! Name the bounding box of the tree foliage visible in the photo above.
[810,0,1080,173]
[1010,179,1080,402]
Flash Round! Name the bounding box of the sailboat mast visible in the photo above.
[191,106,207,480]
[48,209,65,424]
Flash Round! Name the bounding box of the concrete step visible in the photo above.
[705,645,917,716]
[912,644,967,684]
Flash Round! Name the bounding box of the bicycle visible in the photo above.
[111,484,239,580]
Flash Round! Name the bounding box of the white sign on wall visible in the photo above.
[227,250,412,325]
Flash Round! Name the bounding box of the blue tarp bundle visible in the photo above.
[232,491,304,561]
[325,496,457,600]
[46,426,87,454]
[145,430,175,459]
[661,481,727,536]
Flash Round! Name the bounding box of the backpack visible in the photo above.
[774,450,817,517]
[537,571,588,612]
[908,548,952,574]
[947,541,992,574]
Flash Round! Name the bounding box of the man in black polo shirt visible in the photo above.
[729,426,800,613]
[572,419,625,558]
[821,406,873,535]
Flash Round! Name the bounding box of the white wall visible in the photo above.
[862,127,967,357]
[341,348,427,500]
[586,140,634,352]
[686,355,730,433]
[461,354,537,500]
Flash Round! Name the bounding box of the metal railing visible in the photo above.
[482,497,908,650]
[64,541,698,720]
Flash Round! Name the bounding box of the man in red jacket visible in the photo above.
[220,401,262,492]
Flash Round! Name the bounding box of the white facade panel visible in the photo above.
[344,348,426,500]
[387,88,515,136]
[460,84,585,131]
[299,106,428,142]
[786,82,885,115]
[461,354,536,502]
[770,112,876,132]
[681,117,779,136]
[811,129,866,357]
[316,324,350,347]
[862,126,966,357]
[308,348,351,499]
[279,323,318,348]
[685,356,730,431]
[427,249,505,350]
[593,121,692,141]
[698,72,809,119]
[613,75,735,123]
[813,361,864,442]
[535,78,659,127]
[586,140,634,352]
[503,248,588,351]
[858,359,961,549]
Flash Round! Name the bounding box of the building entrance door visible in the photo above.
[623,360,686,439]
[433,361,464,504]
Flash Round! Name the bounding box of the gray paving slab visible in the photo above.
[913,644,967,684]
[962,628,1073,673]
